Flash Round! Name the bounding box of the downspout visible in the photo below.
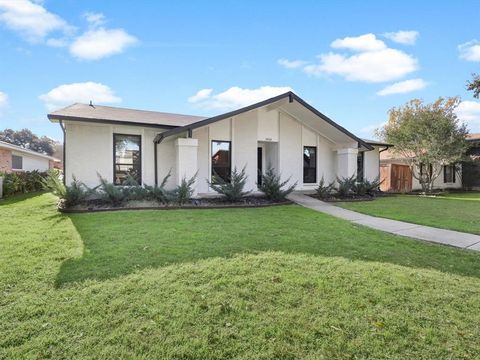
[59,120,66,185]
[154,141,158,186]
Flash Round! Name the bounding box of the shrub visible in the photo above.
[335,175,357,197]
[172,173,196,205]
[316,177,335,199]
[98,175,125,206]
[259,168,296,201]
[64,176,89,207]
[353,181,368,196]
[143,171,172,204]
[42,169,66,198]
[208,166,250,202]
[2,170,48,197]
[363,176,383,195]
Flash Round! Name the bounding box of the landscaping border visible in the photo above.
[58,199,293,213]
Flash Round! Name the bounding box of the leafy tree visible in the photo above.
[0,128,56,155]
[376,97,469,194]
[467,73,480,98]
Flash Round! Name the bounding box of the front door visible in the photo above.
[257,147,263,186]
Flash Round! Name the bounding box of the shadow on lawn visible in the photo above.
[55,206,480,287]
[0,191,46,206]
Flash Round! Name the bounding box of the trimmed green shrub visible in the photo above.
[208,166,250,202]
[336,175,357,197]
[143,171,172,204]
[316,177,335,199]
[98,175,125,206]
[259,168,296,201]
[172,173,196,205]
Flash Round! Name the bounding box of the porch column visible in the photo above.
[175,138,198,195]
[336,148,358,179]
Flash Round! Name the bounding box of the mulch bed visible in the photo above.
[59,196,292,213]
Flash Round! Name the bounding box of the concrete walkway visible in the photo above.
[288,193,480,251]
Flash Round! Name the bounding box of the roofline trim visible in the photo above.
[0,140,59,161]
[47,114,179,130]
[154,91,373,150]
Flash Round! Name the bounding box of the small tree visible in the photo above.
[376,97,469,194]
[467,73,480,99]
[208,166,250,201]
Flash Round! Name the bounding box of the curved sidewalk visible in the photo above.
[288,193,480,251]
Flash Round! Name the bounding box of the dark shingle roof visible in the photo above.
[48,103,206,129]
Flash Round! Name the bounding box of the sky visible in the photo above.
[0,0,479,141]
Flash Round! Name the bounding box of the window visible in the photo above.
[357,152,365,181]
[12,155,23,170]
[444,165,456,183]
[211,141,231,182]
[114,134,141,185]
[303,146,317,183]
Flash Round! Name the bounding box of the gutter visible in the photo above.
[59,120,66,185]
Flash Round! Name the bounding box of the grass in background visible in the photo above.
[339,193,480,235]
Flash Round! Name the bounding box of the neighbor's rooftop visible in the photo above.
[48,103,207,129]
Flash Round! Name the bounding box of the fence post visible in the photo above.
[0,176,3,198]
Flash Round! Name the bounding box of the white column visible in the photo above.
[337,148,358,179]
[175,138,199,195]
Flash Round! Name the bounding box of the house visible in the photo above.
[379,149,463,192]
[0,140,59,173]
[47,92,386,195]
[463,133,480,190]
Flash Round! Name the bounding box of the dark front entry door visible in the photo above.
[257,147,263,186]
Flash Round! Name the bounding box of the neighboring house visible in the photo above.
[47,92,386,195]
[463,133,480,190]
[0,140,59,173]
[380,149,463,192]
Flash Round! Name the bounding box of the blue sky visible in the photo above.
[0,0,479,141]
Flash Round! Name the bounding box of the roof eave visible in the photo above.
[47,113,179,130]
[154,91,373,150]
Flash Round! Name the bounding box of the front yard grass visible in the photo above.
[2,193,480,358]
[338,193,480,235]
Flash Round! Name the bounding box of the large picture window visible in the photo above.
[114,134,141,185]
[303,146,317,183]
[211,140,231,183]
[444,164,456,183]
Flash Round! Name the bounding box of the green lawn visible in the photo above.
[338,193,480,235]
[2,193,480,358]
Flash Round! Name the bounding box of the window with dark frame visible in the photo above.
[114,134,141,185]
[211,141,231,183]
[443,165,456,183]
[357,152,365,181]
[303,146,317,183]
[12,155,23,170]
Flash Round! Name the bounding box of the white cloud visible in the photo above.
[277,58,307,69]
[83,12,106,27]
[458,40,480,62]
[383,31,419,45]
[456,101,480,131]
[188,89,213,103]
[301,33,418,83]
[188,86,293,110]
[69,28,137,60]
[358,121,388,137]
[331,33,386,52]
[0,91,8,108]
[376,78,427,96]
[39,82,121,110]
[0,0,72,42]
